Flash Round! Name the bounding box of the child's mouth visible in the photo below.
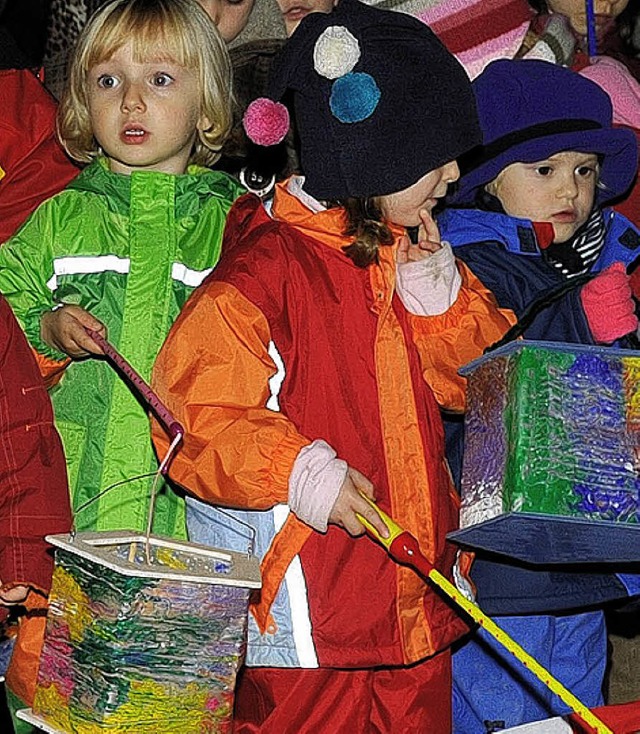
[552,210,577,223]
[121,127,148,144]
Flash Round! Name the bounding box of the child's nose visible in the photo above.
[120,82,146,114]
[557,174,580,199]
[443,160,460,184]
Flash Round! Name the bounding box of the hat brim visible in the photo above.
[452,126,638,206]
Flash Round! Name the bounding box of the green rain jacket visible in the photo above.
[0,157,243,537]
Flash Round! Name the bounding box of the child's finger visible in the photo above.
[418,239,442,254]
[353,492,389,538]
[69,323,104,356]
[76,336,104,356]
[396,234,410,264]
[71,308,108,344]
[348,467,375,499]
[418,208,441,250]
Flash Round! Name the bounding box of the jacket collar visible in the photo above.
[271,176,355,252]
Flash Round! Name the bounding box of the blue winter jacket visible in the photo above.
[440,206,640,615]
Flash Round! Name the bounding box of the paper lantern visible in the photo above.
[449,341,640,564]
[19,531,260,733]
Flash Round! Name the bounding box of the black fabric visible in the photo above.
[470,118,602,169]
[454,240,594,342]
[0,0,50,68]
[268,0,480,200]
[471,557,629,615]
[543,208,606,278]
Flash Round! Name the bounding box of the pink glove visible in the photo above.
[580,262,638,344]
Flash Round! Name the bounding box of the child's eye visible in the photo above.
[535,165,553,176]
[152,73,174,87]
[97,74,119,89]
[576,165,597,177]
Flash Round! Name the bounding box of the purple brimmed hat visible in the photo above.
[451,59,638,206]
[244,0,480,201]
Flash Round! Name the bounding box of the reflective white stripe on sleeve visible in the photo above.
[46,257,213,291]
[47,255,130,290]
[171,263,213,288]
[273,504,318,668]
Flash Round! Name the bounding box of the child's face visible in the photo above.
[276,0,338,37]
[379,161,460,227]
[486,151,599,243]
[198,0,254,42]
[547,0,629,37]
[87,41,207,176]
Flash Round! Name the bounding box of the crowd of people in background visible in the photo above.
[0,1,640,733]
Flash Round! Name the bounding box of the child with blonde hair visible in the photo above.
[0,0,243,541]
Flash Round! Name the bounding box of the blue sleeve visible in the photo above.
[454,241,595,344]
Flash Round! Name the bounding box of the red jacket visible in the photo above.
[153,187,515,668]
[0,69,79,243]
[0,294,71,596]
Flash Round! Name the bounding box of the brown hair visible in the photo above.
[58,0,232,167]
[339,198,394,268]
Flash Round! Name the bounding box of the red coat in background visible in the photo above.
[0,69,79,243]
[0,293,71,707]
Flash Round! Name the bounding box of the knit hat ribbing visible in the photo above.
[367,0,576,79]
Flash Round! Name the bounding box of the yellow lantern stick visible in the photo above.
[356,496,612,734]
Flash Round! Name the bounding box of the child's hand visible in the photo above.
[328,467,389,538]
[0,584,29,605]
[396,208,442,264]
[41,305,106,358]
[580,262,638,344]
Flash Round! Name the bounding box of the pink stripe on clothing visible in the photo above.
[455,24,531,78]
[416,0,483,25]
[419,0,531,33]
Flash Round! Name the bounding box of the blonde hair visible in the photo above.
[58,0,232,167]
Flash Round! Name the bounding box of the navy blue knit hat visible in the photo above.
[260,0,481,201]
[452,59,638,206]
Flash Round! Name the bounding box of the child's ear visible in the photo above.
[198,114,212,133]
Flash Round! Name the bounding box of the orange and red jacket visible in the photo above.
[152,184,515,668]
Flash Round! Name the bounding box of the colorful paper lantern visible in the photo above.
[19,531,260,733]
[449,341,640,564]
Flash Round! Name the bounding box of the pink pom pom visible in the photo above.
[243,98,290,146]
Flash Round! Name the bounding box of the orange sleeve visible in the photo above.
[409,261,517,412]
[151,281,309,509]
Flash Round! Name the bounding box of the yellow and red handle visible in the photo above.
[356,495,613,734]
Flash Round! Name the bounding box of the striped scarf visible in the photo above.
[543,208,607,279]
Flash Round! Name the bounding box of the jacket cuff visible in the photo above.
[396,242,462,316]
[288,440,347,532]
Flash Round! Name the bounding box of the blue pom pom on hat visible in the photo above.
[329,72,381,123]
